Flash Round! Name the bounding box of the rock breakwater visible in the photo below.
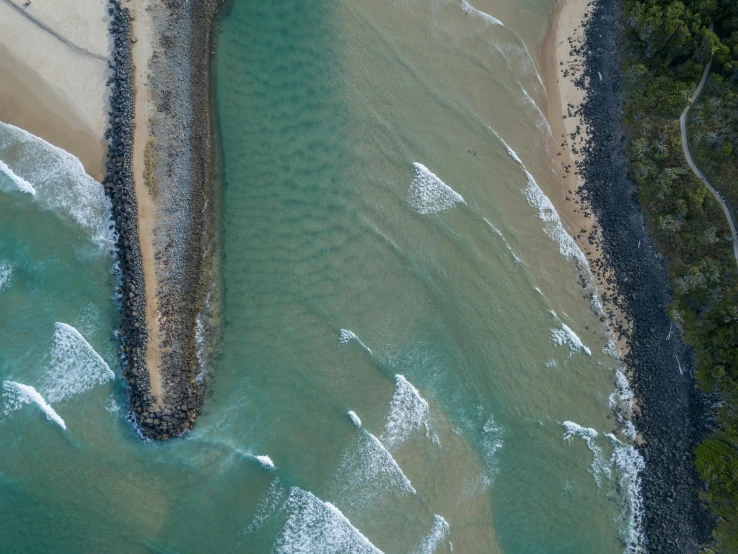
[104,0,223,440]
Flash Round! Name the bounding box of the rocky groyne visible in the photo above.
[104,0,224,440]
[575,0,716,550]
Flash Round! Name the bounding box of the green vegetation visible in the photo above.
[620,0,738,550]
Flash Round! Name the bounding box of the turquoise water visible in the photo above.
[0,0,644,552]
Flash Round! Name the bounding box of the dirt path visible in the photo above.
[130,0,163,406]
[679,59,738,268]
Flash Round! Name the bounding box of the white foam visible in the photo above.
[348,411,362,428]
[273,487,383,554]
[42,322,115,403]
[551,324,591,355]
[0,122,113,247]
[609,369,634,416]
[590,293,603,314]
[0,261,12,292]
[331,426,416,513]
[338,329,373,354]
[523,171,587,264]
[381,375,430,450]
[622,420,637,441]
[603,339,619,358]
[459,0,502,26]
[521,86,552,136]
[104,395,123,418]
[244,478,289,535]
[488,126,523,166]
[407,163,464,215]
[255,455,275,469]
[2,381,66,429]
[562,421,611,486]
[412,514,450,554]
[611,445,646,553]
[481,416,504,481]
[0,159,36,195]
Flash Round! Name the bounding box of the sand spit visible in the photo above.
[564,0,716,550]
[105,0,223,440]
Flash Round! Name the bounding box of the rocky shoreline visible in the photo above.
[576,0,716,550]
[105,0,224,440]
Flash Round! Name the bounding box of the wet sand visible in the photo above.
[0,0,108,179]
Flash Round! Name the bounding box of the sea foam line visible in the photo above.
[0,159,36,195]
[407,163,464,215]
[2,381,66,429]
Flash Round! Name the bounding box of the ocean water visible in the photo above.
[0,0,644,552]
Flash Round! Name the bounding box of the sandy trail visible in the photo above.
[130,0,163,406]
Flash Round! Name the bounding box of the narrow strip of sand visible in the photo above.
[541,0,630,351]
[129,0,163,406]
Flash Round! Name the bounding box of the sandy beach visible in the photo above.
[541,0,630,350]
[0,0,109,180]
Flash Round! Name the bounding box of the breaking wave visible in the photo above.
[407,163,464,215]
[0,159,36,195]
[412,514,450,554]
[562,421,610,486]
[274,487,383,554]
[521,86,552,136]
[523,170,587,264]
[42,322,115,403]
[551,324,591,356]
[381,375,430,450]
[348,410,362,428]
[563,421,645,551]
[2,381,66,429]
[459,0,502,25]
[0,261,12,292]
[0,122,114,247]
[334,425,417,505]
[254,455,275,469]
[338,329,373,354]
[611,444,646,553]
